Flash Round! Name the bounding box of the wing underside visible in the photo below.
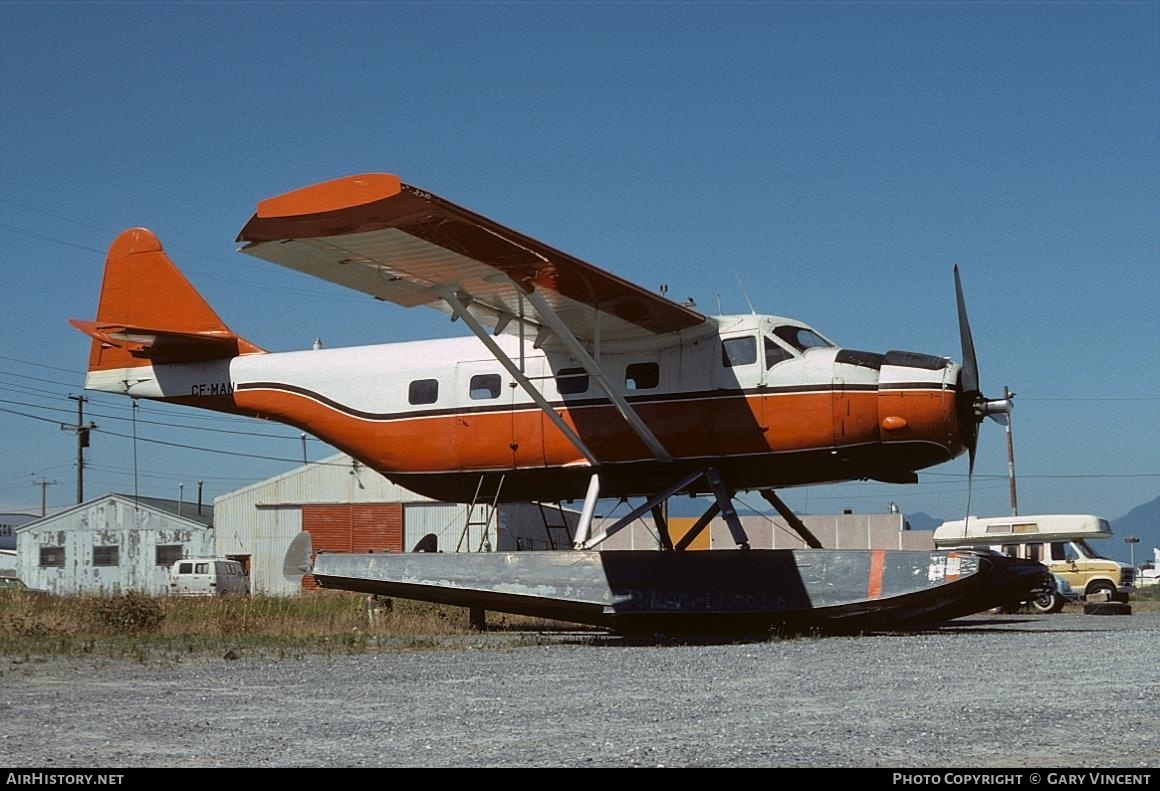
[235,173,708,344]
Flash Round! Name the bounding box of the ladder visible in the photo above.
[536,501,575,550]
[457,474,504,552]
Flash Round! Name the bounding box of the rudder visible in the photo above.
[70,227,264,372]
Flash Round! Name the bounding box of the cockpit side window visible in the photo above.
[721,336,757,368]
[764,336,793,369]
[774,325,832,352]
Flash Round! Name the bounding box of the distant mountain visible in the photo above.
[1110,495,1160,567]
[903,512,941,533]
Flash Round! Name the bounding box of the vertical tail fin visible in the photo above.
[70,227,264,372]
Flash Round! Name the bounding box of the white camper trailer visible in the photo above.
[933,514,1135,611]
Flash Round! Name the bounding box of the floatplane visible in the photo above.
[71,172,1049,635]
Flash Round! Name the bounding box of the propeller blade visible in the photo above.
[952,266,1015,523]
[954,264,980,397]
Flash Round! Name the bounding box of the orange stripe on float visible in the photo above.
[868,549,886,599]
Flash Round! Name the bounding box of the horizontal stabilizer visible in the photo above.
[69,319,256,365]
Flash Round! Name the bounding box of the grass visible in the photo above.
[0,589,593,662]
[3,586,1157,663]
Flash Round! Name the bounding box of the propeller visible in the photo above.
[953,265,1015,514]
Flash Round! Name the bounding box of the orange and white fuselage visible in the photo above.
[73,175,977,504]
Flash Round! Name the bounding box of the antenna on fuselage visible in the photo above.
[734,270,756,315]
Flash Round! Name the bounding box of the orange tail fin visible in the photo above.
[70,228,264,371]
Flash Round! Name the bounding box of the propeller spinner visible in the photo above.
[954,265,1015,483]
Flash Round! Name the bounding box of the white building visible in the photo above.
[0,511,36,550]
[13,494,215,595]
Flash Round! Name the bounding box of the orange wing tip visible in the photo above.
[256,173,402,219]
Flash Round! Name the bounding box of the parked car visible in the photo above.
[0,575,48,597]
[1029,573,1081,614]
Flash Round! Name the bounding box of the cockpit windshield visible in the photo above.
[774,325,833,352]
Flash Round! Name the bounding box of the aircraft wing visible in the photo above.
[235,173,708,343]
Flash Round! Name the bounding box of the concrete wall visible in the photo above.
[597,511,935,552]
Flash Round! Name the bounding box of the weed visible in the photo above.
[0,590,581,660]
[91,592,165,634]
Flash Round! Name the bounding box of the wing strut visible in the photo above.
[523,289,673,463]
[579,468,752,551]
[579,469,705,549]
[441,290,598,466]
[759,489,824,548]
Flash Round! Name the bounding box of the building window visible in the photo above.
[469,374,501,400]
[722,336,757,367]
[93,545,120,567]
[625,362,659,391]
[156,545,184,566]
[39,546,65,567]
[408,378,438,405]
[556,367,589,395]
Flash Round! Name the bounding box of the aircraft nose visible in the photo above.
[875,351,965,464]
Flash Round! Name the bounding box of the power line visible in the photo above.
[0,396,322,441]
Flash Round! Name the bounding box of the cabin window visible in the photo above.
[39,546,65,567]
[721,336,757,367]
[556,367,589,395]
[469,374,501,400]
[625,362,659,391]
[408,378,439,405]
[1050,543,1068,562]
[1001,545,1018,558]
[156,545,183,566]
[93,545,120,567]
[764,336,793,369]
[1027,543,1043,562]
[774,325,832,352]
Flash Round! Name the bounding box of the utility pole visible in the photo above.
[34,478,58,517]
[63,395,96,504]
[1003,385,1018,516]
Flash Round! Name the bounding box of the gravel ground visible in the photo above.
[2,612,1157,769]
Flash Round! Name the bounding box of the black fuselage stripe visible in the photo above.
[235,381,951,423]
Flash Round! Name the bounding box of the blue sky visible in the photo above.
[1,2,1157,527]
